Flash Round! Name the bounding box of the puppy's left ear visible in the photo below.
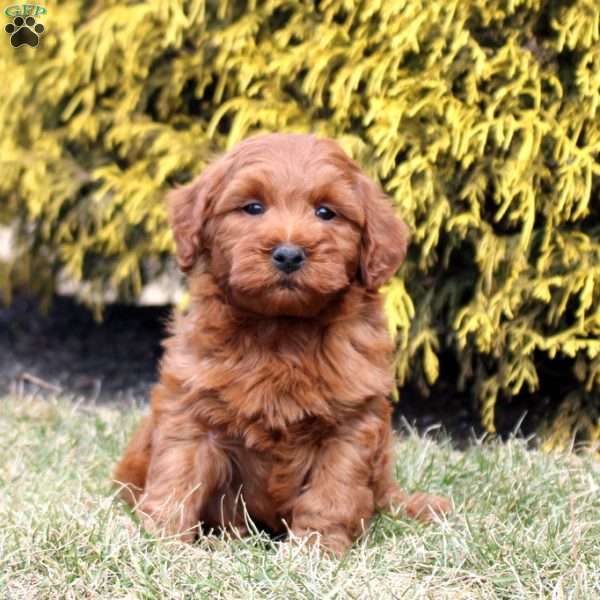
[168,157,229,273]
[357,174,410,290]
[168,179,205,273]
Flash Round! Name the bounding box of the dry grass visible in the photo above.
[1,395,599,599]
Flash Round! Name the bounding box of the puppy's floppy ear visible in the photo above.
[357,174,410,290]
[168,158,229,273]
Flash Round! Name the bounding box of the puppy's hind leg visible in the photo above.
[378,483,453,523]
[373,421,452,523]
[137,425,231,542]
[113,416,154,507]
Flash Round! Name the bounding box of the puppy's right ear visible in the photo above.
[168,158,228,273]
[357,174,410,290]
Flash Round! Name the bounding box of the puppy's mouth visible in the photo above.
[226,268,332,317]
[277,277,300,290]
[225,245,353,317]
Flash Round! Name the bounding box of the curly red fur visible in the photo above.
[113,133,451,554]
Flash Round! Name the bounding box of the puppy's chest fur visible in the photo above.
[161,289,392,448]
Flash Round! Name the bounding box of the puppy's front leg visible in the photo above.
[290,425,377,555]
[138,424,229,542]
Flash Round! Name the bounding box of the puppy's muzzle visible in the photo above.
[272,244,306,274]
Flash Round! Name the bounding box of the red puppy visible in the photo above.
[114,133,451,554]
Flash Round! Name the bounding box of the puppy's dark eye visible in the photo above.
[315,206,336,221]
[242,202,265,215]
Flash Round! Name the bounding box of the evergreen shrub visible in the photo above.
[1,0,599,445]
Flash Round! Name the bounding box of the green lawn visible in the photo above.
[1,395,599,599]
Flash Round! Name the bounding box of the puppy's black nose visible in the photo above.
[272,244,306,274]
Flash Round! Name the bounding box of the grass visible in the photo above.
[1,395,599,599]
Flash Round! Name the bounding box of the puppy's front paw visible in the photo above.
[138,499,198,542]
[289,527,352,557]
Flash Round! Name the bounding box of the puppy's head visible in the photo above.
[169,134,409,317]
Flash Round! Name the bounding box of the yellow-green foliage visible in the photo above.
[1,0,599,444]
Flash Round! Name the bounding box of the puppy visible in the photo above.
[114,133,451,554]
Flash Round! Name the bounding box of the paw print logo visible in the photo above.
[5,15,44,48]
